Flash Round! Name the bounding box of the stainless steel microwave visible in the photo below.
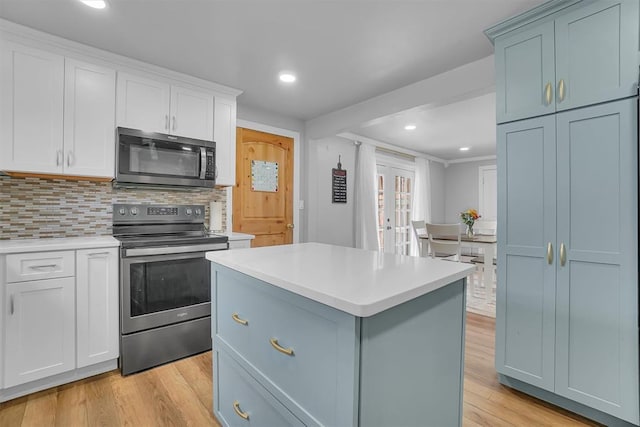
[115,127,216,188]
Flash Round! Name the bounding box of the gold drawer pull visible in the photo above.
[232,313,248,326]
[270,338,294,356]
[233,400,249,420]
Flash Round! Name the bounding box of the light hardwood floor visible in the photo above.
[0,313,601,427]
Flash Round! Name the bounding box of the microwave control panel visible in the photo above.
[205,150,215,180]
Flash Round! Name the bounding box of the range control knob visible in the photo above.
[185,208,193,216]
[195,208,202,216]
[118,208,126,215]
[130,207,138,216]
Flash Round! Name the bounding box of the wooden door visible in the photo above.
[555,99,638,424]
[233,128,293,247]
[495,114,556,392]
[494,21,555,123]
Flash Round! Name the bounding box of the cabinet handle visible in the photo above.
[560,242,567,267]
[231,312,248,325]
[546,242,553,265]
[56,150,63,166]
[88,251,109,257]
[232,400,249,420]
[29,264,58,270]
[10,295,14,315]
[66,151,75,167]
[270,338,294,356]
[165,115,169,130]
[544,82,552,105]
[557,79,565,103]
[172,116,176,131]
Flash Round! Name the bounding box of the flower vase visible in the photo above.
[466,224,474,238]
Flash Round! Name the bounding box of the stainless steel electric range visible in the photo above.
[112,203,228,375]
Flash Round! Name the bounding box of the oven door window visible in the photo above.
[129,255,210,316]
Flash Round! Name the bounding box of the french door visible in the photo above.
[377,164,414,255]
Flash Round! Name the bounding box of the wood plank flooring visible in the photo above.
[0,313,602,426]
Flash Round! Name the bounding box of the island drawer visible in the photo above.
[213,267,358,427]
[6,251,75,283]
[215,349,304,427]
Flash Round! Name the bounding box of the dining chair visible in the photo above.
[424,223,474,263]
[470,219,497,297]
[411,220,427,257]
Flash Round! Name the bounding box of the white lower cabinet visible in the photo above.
[4,277,75,388]
[1,242,119,399]
[76,248,119,368]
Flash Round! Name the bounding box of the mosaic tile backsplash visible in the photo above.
[0,175,227,240]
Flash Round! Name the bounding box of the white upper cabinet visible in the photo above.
[213,96,237,186]
[170,86,214,140]
[0,42,116,177]
[117,72,214,141]
[0,41,64,174]
[64,59,116,178]
[116,72,170,134]
[493,0,639,123]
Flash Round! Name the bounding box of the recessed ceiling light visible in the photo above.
[79,0,107,9]
[459,147,470,151]
[279,72,296,83]
[404,124,417,131]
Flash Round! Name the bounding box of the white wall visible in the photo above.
[306,136,356,247]
[429,161,446,223]
[444,159,497,224]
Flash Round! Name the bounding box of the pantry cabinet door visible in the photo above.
[64,59,116,178]
[170,86,214,141]
[214,96,237,186]
[4,278,75,388]
[494,21,555,123]
[495,115,556,391]
[554,0,639,112]
[116,72,170,134]
[555,99,639,424]
[76,248,119,368]
[0,41,64,174]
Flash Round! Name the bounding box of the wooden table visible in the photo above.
[419,234,497,300]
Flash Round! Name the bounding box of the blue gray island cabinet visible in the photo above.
[206,242,474,427]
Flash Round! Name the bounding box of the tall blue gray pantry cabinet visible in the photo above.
[486,0,640,425]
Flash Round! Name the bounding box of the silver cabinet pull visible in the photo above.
[165,114,169,130]
[56,150,63,166]
[66,151,74,167]
[172,116,176,131]
[29,264,58,270]
[560,242,567,266]
[88,251,109,257]
[10,295,14,315]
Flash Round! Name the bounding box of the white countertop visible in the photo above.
[226,232,255,241]
[0,236,120,254]
[206,242,474,317]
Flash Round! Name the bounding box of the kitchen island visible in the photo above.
[206,242,474,427]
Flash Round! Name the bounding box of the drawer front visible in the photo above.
[215,349,304,427]
[229,240,251,249]
[214,266,357,426]
[6,251,75,283]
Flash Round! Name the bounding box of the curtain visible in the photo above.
[354,143,380,251]
[411,157,431,256]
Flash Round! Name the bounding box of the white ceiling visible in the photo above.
[0,0,545,158]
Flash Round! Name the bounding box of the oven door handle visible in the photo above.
[199,147,207,179]
[123,242,228,257]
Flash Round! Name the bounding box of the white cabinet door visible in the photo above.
[76,248,119,368]
[64,59,116,178]
[170,86,214,140]
[0,41,64,174]
[116,72,170,134]
[214,96,237,186]
[4,277,75,388]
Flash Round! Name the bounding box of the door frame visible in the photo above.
[231,119,301,243]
